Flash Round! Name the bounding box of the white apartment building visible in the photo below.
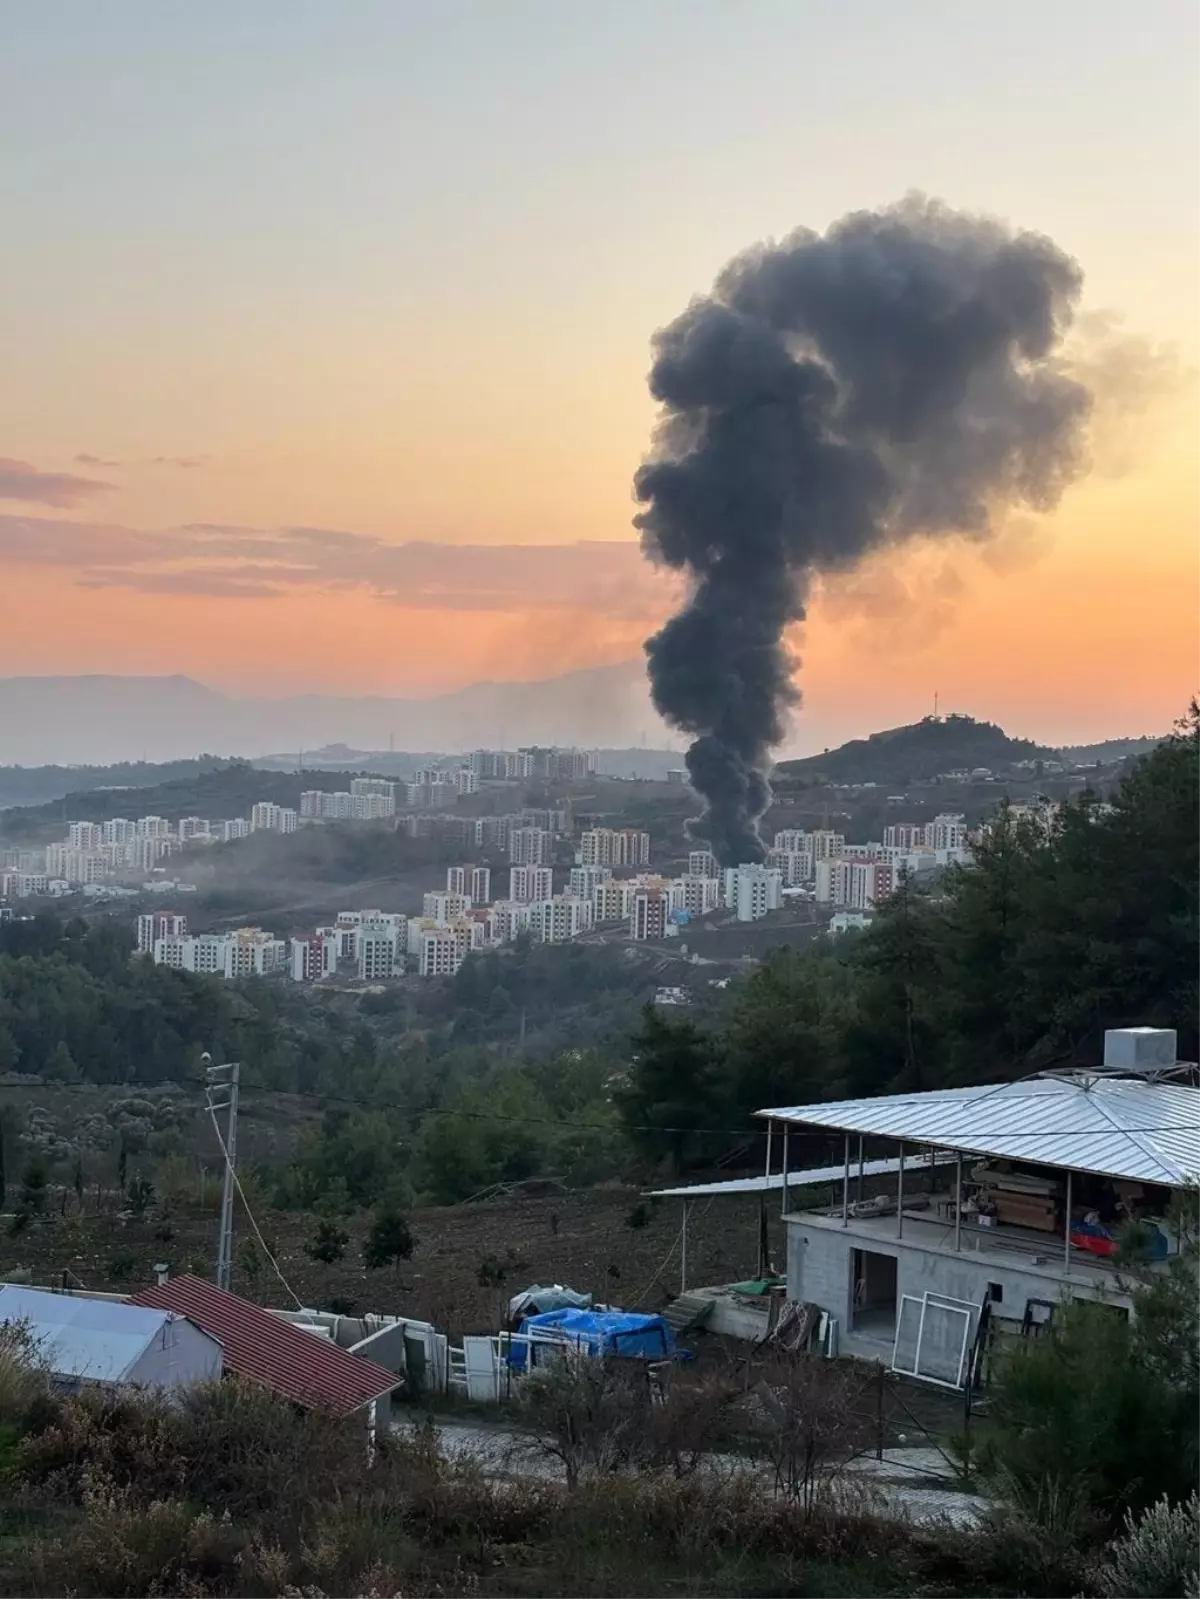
[630,887,669,941]
[527,894,594,944]
[358,930,400,980]
[687,850,718,880]
[469,866,491,906]
[815,858,852,906]
[151,929,286,979]
[419,927,461,977]
[68,821,103,851]
[509,864,553,905]
[568,864,610,901]
[487,900,530,944]
[251,802,298,834]
[446,866,467,896]
[177,817,210,842]
[350,777,397,802]
[223,927,289,978]
[509,826,552,866]
[724,863,784,922]
[219,819,250,842]
[453,767,479,795]
[579,828,651,869]
[102,818,136,845]
[772,830,809,854]
[766,847,814,887]
[423,890,471,924]
[883,822,926,851]
[808,831,846,863]
[929,813,968,851]
[669,874,722,918]
[137,911,186,953]
[290,932,338,981]
[137,816,171,839]
[593,879,636,924]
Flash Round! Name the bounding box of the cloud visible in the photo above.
[0,514,678,619]
[74,452,122,469]
[148,454,211,469]
[0,458,114,507]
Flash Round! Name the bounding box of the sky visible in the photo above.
[0,0,1196,751]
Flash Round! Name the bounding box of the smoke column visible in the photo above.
[635,195,1092,864]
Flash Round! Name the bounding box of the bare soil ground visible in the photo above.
[0,1184,787,1337]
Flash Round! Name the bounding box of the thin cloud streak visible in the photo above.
[0,458,114,507]
[0,515,676,618]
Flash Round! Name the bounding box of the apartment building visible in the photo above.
[593,879,636,924]
[137,911,187,954]
[669,874,722,918]
[249,803,297,834]
[487,900,530,943]
[289,932,338,982]
[724,863,784,922]
[509,864,553,905]
[418,927,461,978]
[350,777,397,803]
[808,831,846,863]
[766,847,814,887]
[68,821,103,851]
[630,887,669,941]
[469,866,491,905]
[568,864,610,901]
[772,830,809,854]
[509,826,552,866]
[358,930,400,981]
[579,828,651,869]
[422,890,472,924]
[687,849,718,880]
[527,894,594,944]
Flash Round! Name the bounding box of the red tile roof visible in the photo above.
[131,1275,396,1417]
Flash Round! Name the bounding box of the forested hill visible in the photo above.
[0,763,358,839]
[774,714,1050,786]
[0,756,242,812]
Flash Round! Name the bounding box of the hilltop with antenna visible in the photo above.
[773,713,1053,787]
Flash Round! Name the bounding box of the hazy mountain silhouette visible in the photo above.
[0,664,673,764]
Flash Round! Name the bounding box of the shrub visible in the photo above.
[1096,1493,1200,1599]
[304,1218,349,1265]
[362,1206,413,1272]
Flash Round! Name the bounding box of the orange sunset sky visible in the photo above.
[0,2,1196,753]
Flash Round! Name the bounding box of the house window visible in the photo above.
[987,1282,1003,1304]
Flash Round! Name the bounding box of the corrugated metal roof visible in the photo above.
[132,1276,395,1416]
[0,1285,174,1382]
[647,1152,954,1199]
[758,1074,1200,1187]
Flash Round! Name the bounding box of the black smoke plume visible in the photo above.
[635,195,1092,865]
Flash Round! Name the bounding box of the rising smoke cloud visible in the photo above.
[634,194,1093,865]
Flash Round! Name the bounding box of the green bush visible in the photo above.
[1096,1493,1200,1599]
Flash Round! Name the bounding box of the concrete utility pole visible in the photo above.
[203,1056,241,1291]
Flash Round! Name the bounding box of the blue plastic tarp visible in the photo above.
[509,1308,675,1368]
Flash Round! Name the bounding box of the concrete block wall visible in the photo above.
[786,1219,1129,1361]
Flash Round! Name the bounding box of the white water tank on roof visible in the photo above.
[1103,1027,1177,1070]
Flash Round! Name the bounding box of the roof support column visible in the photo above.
[857,1136,865,1204]
[841,1135,850,1227]
[680,1198,690,1295]
[781,1123,790,1217]
[1063,1170,1072,1276]
[764,1118,773,1180]
[897,1143,905,1239]
[954,1153,962,1252]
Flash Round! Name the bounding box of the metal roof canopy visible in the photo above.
[647,1152,954,1200]
[0,1285,177,1382]
[758,1073,1200,1188]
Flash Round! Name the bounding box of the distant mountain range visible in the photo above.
[0,665,675,766]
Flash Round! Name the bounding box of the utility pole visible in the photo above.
[203,1056,240,1291]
